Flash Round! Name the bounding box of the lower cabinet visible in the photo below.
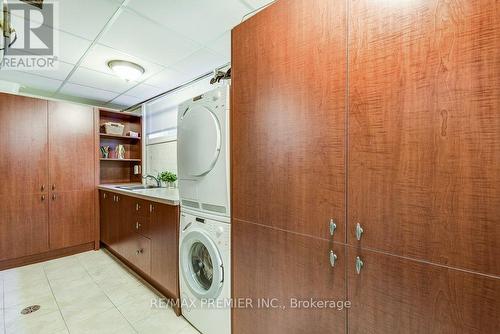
[347,248,500,334]
[232,219,346,334]
[99,190,180,305]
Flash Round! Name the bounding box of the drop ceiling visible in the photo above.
[0,0,273,109]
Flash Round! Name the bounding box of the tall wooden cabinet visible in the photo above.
[0,93,97,268]
[0,94,49,261]
[231,0,499,333]
[48,101,95,249]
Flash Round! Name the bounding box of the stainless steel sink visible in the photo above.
[116,185,160,191]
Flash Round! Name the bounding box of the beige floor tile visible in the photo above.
[3,279,53,308]
[66,307,135,334]
[116,290,165,323]
[5,309,67,334]
[178,324,201,334]
[2,263,46,284]
[4,294,59,326]
[3,275,47,294]
[102,281,155,306]
[132,309,190,333]
[52,281,104,307]
[59,292,115,325]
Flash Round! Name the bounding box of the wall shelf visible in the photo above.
[100,133,141,141]
[100,158,142,162]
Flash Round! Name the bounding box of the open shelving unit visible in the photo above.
[98,109,143,184]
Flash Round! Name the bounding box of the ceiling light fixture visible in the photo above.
[107,60,145,82]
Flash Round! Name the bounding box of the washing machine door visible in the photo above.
[180,228,224,300]
[178,104,221,177]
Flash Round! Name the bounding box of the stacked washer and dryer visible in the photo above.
[177,85,231,334]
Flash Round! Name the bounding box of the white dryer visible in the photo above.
[177,85,230,218]
[179,209,231,334]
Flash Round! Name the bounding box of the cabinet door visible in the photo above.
[231,0,347,240]
[0,194,49,261]
[0,93,48,196]
[48,101,95,249]
[99,191,112,245]
[151,202,179,297]
[49,190,94,249]
[233,220,346,334]
[348,248,500,333]
[348,0,500,275]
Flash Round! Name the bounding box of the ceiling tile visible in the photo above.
[171,48,226,80]
[10,0,123,40]
[19,61,75,81]
[144,68,193,92]
[80,44,164,80]
[59,82,118,102]
[99,9,200,67]
[0,69,63,94]
[126,84,164,100]
[69,67,136,94]
[127,0,249,46]
[208,31,231,64]
[108,95,143,108]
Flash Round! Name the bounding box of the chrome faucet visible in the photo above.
[143,174,161,187]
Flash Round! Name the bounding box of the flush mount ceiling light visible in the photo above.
[107,60,145,82]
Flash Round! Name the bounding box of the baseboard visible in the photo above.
[0,242,96,271]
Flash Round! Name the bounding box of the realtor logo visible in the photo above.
[1,0,59,69]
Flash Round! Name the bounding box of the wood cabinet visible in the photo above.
[231,0,499,332]
[0,93,97,267]
[99,190,180,308]
[348,0,500,277]
[150,202,179,298]
[347,248,500,334]
[233,220,346,334]
[231,0,347,240]
[48,101,95,249]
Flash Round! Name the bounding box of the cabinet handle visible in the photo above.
[103,193,107,199]
[52,184,55,190]
[355,256,364,274]
[41,185,45,192]
[329,250,337,268]
[329,218,337,236]
[136,203,140,211]
[116,196,119,202]
[355,223,364,241]
[52,194,56,200]
[135,222,141,230]
[150,204,154,212]
[41,195,45,201]
[136,249,143,255]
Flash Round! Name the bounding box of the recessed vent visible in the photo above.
[202,203,227,214]
[182,200,200,209]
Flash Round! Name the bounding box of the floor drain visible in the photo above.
[20,305,41,315]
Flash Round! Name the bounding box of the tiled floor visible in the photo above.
[0,250,199,334]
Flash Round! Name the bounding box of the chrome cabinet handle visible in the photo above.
[103,193,107,199]
[136,249,143,255]
[149,204,153,213]
[51,184,55,190]
[116,195,119,202]
[355,223,364,241]
[329,218,337,236]
[41,185,45,192]
[52,194,56,200]
[329,250,338,267]
[355,256,364,274]
[136,203,140,211]
[135,222,141,230]
[41,195,45,201]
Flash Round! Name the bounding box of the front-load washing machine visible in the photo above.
[177,85,230,218]
[179,209,231,334]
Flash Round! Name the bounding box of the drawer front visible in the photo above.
[132,216,150,238]
[129,234,151,275]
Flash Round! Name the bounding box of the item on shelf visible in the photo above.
[115,144,126,159]
[100,145,110,159]
[101,122,125,135]
[133,165,141,175]
[127,130,140,138]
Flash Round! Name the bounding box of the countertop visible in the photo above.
[98,184,179,206]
